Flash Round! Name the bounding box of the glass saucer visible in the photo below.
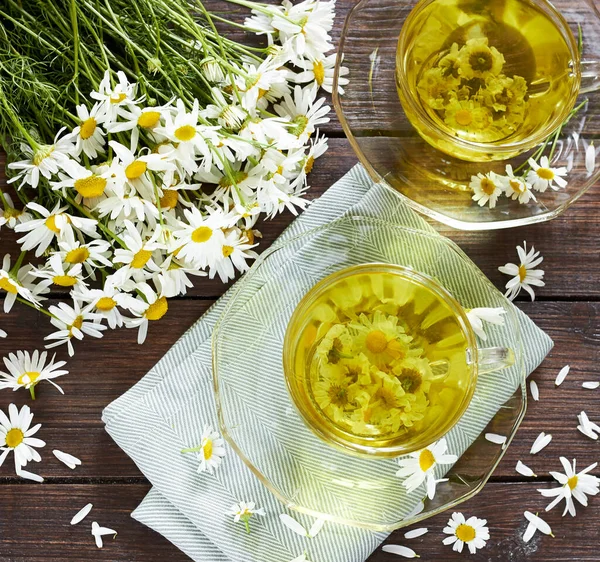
[333,0,600,230]
[212,217,526,531]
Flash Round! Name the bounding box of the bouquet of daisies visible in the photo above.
[0,0,349,362]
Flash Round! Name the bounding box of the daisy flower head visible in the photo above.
[208,229,259,283]
[465,307,506,341]
[90,70,141,121]
[105,102,172,148]
[72,284,142,329]
[154,255,206,298]
[498,241,545,301]
[0,403,45,481]
[0,254,42,312]
[7,128,78,189]
[32,253,87,292]
[50,160,112,200]
[201,88,248,131]
[292,132,328,190]
[470,171,503,208]
[539,457,600,517]
[0,193,31,229]
[72,102,107,159]
[45,300,106,357]
[112,220,163,282]
[0,350,68,398]
[502,164,536,204]
[526,156,568,192]
[275,85,331,145]
[230,501,266,533]
[181,424,226,474]
[395,437,458,499]
[295,53,349,94]
[125,283,169,344]
[442,512,489,554]
[57,231,112,279]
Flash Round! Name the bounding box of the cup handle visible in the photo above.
[580,60,600,94]
[477,347,515,375]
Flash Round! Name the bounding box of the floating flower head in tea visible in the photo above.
[417,38,529,144]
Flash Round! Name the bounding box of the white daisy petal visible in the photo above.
[530,432,552,454]
[485,433,507,445]
[555,365,570,386]
[516,461,537,477]
[404,527,428,539]
[17,468,44,482]
[308,517,325,538]
[71,503,93,525]
[524,511,553,535]
[585,142,596,174]
[381,544,420,558]
[529,380,539,401]
[582,381,600,389]
[53,449,82,470]
[523,521,536,543]
[280,514,308,536]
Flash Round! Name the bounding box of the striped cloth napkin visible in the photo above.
[103,164,553,562]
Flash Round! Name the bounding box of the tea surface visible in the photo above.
[291,270,473,449]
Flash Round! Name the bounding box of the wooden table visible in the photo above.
[1,3,600,561]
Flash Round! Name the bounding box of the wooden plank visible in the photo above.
[0,300,597,481]
[0,481,598,561]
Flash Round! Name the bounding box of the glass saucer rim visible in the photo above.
[211,215,527,530]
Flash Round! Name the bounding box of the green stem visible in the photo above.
[29,385,36,400]
[181,445,203,453]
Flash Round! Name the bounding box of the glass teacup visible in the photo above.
[283,264,515,458]
[396,0,594,162]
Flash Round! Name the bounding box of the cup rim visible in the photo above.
[395,0,582,156]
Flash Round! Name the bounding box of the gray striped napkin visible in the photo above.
[103,164,552,562]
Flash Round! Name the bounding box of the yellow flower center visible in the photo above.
[203,439,213,460]
[518,264,527,282]
[65,247,90,264]
[456,523,476,543]
[79,117,97,140]
[455,109,473,126]
[365,330,388,353]
[537,167,555,180]
[71,315,84,333]
[125,160,148,180]
[174,125,196,141]
[74,175,107,198]
[222,245,234,258]
[110,92,127,104]
[419,448,435,472]
[45,214,61,233]
[17,371,40,386]
[137,111,161,129]
[53,275,78,287]
[131,248,152,269]
[509,179,525,194]
[145,296,168,321]
[0,277,18,294]
[191,226,212,243]
[313,60,325,85]
[480,178,497,195]
[5,428,24,448]
[305,156,315,174]
[568,475,578,490]
[33,145,55,166]
[4,207,22,219]
[159,190,179,209]
[96,296,117,311]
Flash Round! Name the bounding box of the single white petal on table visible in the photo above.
[529,380,540,401]
[530,432,552,454]
[53,449,82,470]
[91,521,117,549]
[382,544,420,558]
[308,517,325,538]
[516,461,537,477]
[582,381,600,389]
[17,469,43,483]
[523,521,537,543]
[404,527,428,539]
[555,365,570,386]
[586,142,596,174]
[71,503,93,525]
[279,514,308,536]
[524,511,553,535]
[485,433,507,445]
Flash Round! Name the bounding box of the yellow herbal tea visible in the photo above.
[396,0,578,161]
[285,265,475,456]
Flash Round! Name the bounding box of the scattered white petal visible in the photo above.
[582,381,600,389]
[516,461,537,478]
[91,521,117,549]
[529,380,539,401]
[523,521,537,543]
[382,544,420,558]
[71,503,93,525]
[577,424,598,440]
[53,449,82,470]
[404,527,428,539]
[280,514,308,537]
[555,365,570,386]
[17,469,44,483]
[403,501,424,520]
[485,433,507,445]
[308,517,325,538]
[530,432,552,454]
[524,511,553,535]
[586,142,596,174]
[577,411,600,440]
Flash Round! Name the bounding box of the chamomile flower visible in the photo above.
[91,70,141,120]
[57,231,112,279]
[125,283,169,344]
[526,156,568,192]
[274,85,331,145]
[442,512,489,554]
[501,165,535,204]
[72,285,142,329]
[292,132,328,190]
[539,457,600,517]
[72,102,107,159]
[105,103,172,148]
[45,301,106,356]
[498,241,545,301]
[470,171,503,209]
[154,255,205,298]
[0,350,68,398]
[230,501,266,533]
[32,253,87,291]
[465,307,506,341]
[0,254,42,312]
[295,53,349,94]
[208,229,258,283]
[201,88,248,131]
[50,161,113,200]
[0,193,31,229]
[181,424,226,474]
[0,403,45,480]
[396,438,458,499]
[238,57,290,112]
[7,128,78,189]
[112,220,163,281]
